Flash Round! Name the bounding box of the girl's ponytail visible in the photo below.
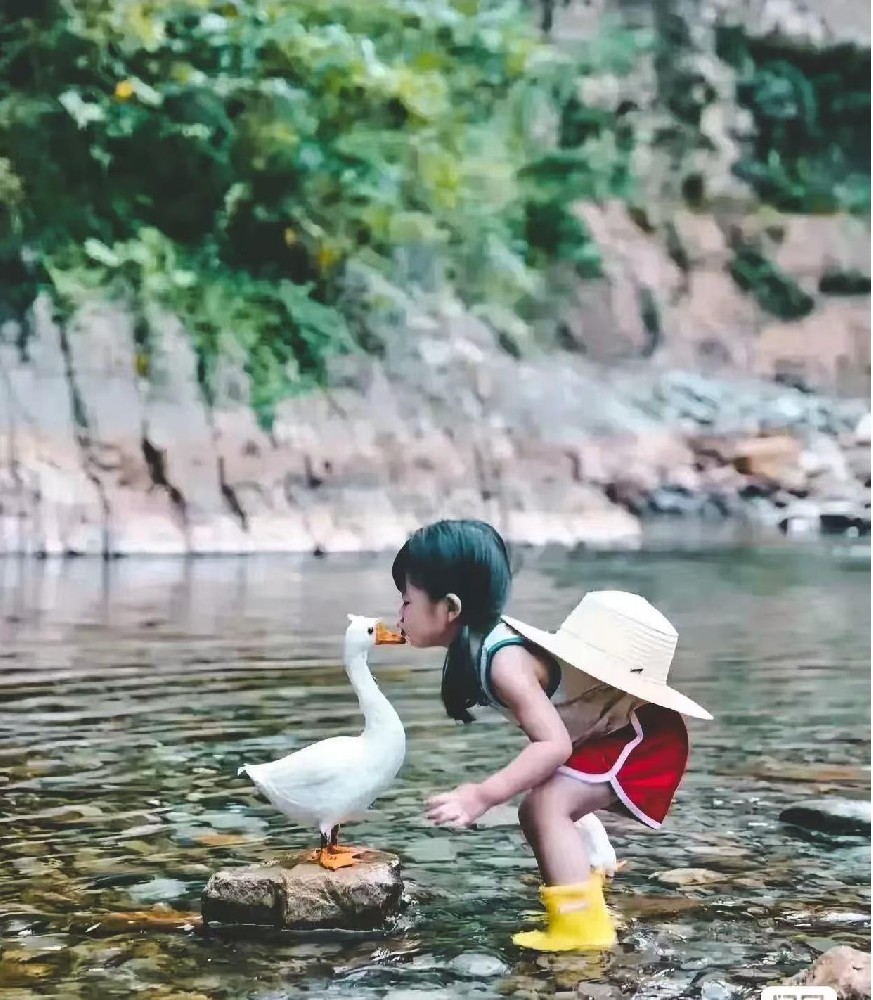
[441,625,489,724]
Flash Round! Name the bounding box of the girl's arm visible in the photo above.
[426,645,572,827]
[477,645,573,806]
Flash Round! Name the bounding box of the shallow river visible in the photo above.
[0,541,869,999]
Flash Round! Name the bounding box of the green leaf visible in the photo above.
[83,239,120,268]
[58,90,106,128]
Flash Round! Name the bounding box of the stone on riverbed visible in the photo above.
[778,798,871,839]
[787,945,871,1000]
[201,849,404,931]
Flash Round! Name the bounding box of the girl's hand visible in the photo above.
[425,783,488,829]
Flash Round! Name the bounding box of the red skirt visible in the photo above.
[558,704,689,829]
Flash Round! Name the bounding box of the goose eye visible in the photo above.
[367,627,374,635]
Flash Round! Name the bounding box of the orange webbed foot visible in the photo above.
[338,844,368,858]
[318,847,357,870]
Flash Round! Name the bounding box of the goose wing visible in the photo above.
[240,735,363,816]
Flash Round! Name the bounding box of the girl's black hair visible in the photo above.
[392,519,512,723]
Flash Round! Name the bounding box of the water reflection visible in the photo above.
[0,544,869,998]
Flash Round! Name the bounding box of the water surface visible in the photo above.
[0,543,869,998]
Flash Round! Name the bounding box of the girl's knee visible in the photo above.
[518,787,543,839]
[517,790,537,835]
[520,777,615,837]
[518,781,567,835]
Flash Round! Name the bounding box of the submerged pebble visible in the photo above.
[449,952,508,978]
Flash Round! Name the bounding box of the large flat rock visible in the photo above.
[779,798,871,838]
[201,849,404,931]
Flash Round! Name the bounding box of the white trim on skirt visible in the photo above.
[557,709,663,830]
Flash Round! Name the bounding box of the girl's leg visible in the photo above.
[514,774,619,951]
[518,773,616,885]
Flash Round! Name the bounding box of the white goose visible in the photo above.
[239,615,406,869]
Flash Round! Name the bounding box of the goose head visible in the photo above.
[344,614,406,661]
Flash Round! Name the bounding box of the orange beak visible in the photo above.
[375,622,406,645]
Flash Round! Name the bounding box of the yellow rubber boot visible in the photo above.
[512,875,617,952]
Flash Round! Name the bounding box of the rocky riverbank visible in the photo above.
[0,295,868,557]
[602,369,871,536]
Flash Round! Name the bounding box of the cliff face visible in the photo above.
[562,203,870,398]
[549,0,870,399]
[1,288,868,556]
[0,0,869,556]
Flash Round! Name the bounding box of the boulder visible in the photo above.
[787,946,871,1000]
[731,434,802,480]
[201,849,404,931]
[778,798,871,838]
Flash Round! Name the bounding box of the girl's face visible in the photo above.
[398,580,460,648]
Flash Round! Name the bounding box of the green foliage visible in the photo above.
[717,28,870,215]
[48,229,350,426]
[729,245,815,320]
[0,0,642,421]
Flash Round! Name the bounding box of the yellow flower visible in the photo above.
[317,245,337,272]
[283,227,297,247]
[114,80,135,101]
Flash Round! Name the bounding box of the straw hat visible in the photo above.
[502,590,712,721]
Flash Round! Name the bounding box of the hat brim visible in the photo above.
[501,615,713,721]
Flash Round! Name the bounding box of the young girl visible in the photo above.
[393,518,712,952]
